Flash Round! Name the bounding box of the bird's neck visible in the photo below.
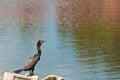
[37,44,41,54]
[37,44,41,50]
[37,50,41,60]
[37,49,41,54]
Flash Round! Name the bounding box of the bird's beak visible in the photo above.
[41,40,45,44]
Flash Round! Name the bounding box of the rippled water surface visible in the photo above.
[0,0,120,80]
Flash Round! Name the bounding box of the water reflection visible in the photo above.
[57,0,120,29]
[70,28,120,79]
[0,0,120,80]
[57,0,120,80]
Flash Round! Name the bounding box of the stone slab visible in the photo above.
[3,72,39,80]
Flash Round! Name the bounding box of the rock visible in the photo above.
[2,72,64,80]
[42,74,64,80]
[3,72,39,80]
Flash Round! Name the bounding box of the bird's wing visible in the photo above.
[22,54,40,70]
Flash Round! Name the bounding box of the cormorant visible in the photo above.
[13,40,45,75]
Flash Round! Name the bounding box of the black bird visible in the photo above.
[14,40,45,75]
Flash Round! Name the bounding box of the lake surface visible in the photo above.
[0,0,120,80]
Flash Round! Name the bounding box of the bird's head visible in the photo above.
[37,40,45,50]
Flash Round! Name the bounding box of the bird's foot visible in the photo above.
[25,73,34,76]
[30,73,34,76]
[25,73,31,76]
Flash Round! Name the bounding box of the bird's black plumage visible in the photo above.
[14,40,45,75]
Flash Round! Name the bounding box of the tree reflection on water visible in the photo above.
[0,0,120,80]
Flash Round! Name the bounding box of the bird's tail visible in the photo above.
[13,69,22,73]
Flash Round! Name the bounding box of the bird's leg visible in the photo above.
[31,69,34,75]
[29,70,32,75]
[29,70,34,76]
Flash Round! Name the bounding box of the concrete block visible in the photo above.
[3,72,39,80]
[42,75,64,80]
